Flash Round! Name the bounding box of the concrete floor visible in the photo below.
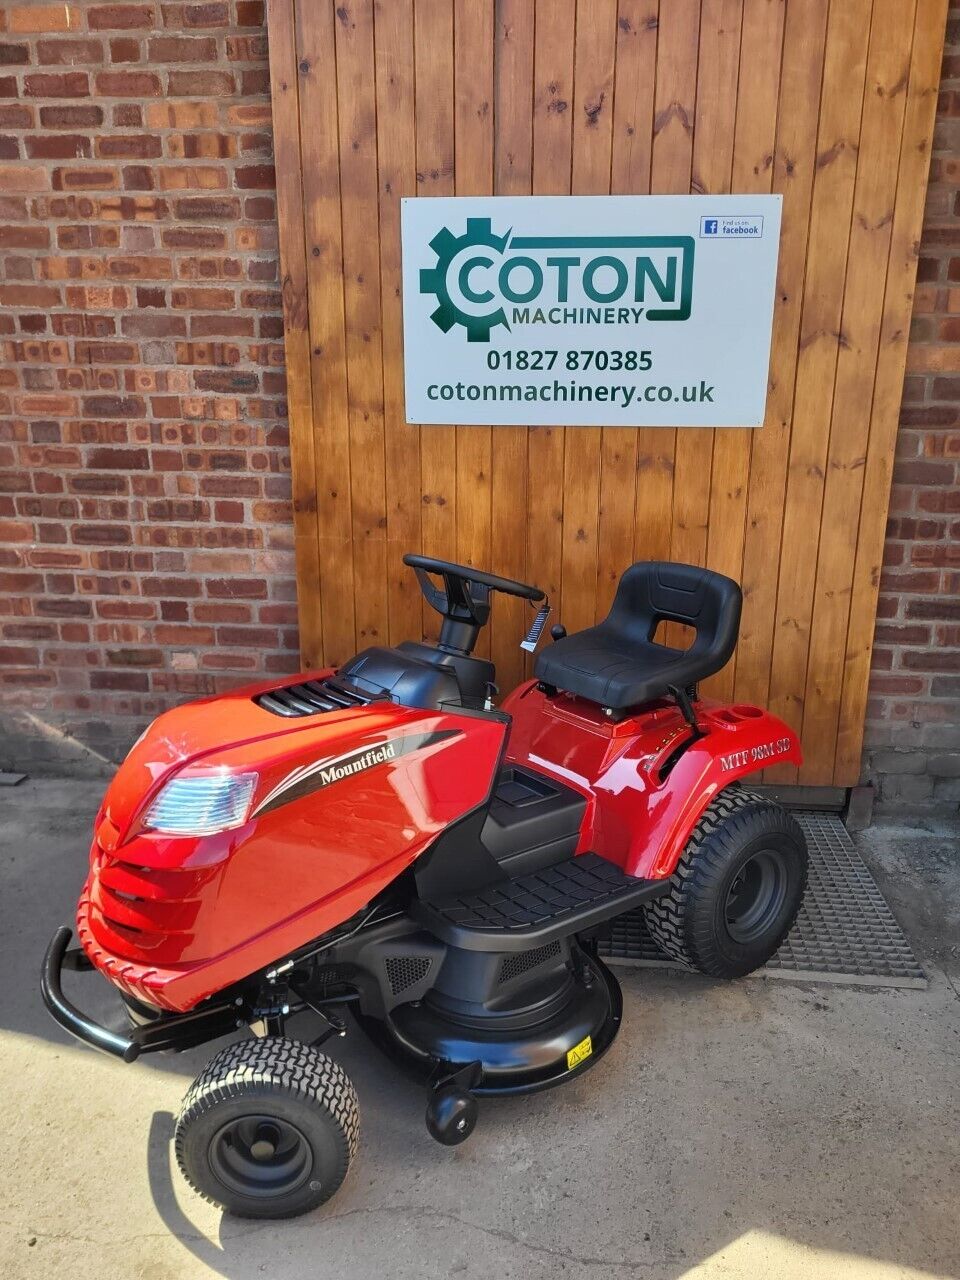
[1,778,958,1280]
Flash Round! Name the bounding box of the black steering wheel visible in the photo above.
[403,554,544,653]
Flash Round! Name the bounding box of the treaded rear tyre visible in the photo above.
[175,1037,359,1219]
[643,787,808,979]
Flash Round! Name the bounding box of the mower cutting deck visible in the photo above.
[42,553,807,1219]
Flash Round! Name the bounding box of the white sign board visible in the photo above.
[401,195,782,428]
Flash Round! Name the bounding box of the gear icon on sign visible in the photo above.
[419,218,511,342]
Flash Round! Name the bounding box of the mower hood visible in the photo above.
[100,670,353,844]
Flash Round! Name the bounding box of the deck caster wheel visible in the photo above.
[426,1084,478,1145]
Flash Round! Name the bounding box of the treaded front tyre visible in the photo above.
[643,787,808,979]
[175,1037,359,1219]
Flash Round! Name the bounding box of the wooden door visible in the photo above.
[267,0,946,786]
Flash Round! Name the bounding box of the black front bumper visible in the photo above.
[41,926,243,1062]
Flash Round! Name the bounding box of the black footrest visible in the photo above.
[413,853,669,952]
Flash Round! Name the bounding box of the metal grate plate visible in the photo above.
[598,813,926,989]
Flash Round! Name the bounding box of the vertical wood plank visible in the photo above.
[596,0,659,621]
[295,0,356,665]
[562,0,618,635]
[633,0,700,569]
[766,0,874,782]
[669,0,743,595]
[267,0,323,666]
[415,0,457,642]
[835,0,948,782]
[702,0,784,702]
[735,0,829,709]
[453,0,495,657]
[492,0,535,690]
[336,1,389,653]
[528,0,575,632]
[374,0,421,647]
[799,0,918,782]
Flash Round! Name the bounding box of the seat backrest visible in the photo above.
[606,561,742,669]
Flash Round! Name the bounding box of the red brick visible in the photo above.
[86,447,149,470]
[110,37,141,62]
[39,103,104,127]
[26,134,91,160]
[0,225,50,248]
[3,164,50,192]
[113,103,142,126]
[95,70,161,96]
[0,104,33,125]
[52,166,120,191]
[24,72,89,98]
[172,195,241,220]
[90,669,150,691]
[236,164,275,189]
[148,35,217,61]
[161,226,226,249]
[236,1,264,23]
[0,43,29,65]
[240,68,270,95]
[7,6,81,33]
[206,577,269,599]
[141,576,202,598]
[178,2,230,25]
[167,69,235,95]
[36,38,105,64]
[244,196,275,220]
[87,6,154,29]
[96,133,163,159]
[0,284,60,306]
[121,313,186,338]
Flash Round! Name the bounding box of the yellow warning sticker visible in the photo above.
[566,1034,593,1070]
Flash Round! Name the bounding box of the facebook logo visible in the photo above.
[699,215,764,239]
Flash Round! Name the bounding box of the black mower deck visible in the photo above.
[413,852,668,951]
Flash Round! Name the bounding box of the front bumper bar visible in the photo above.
[41,926,243,1062]
[42,926,141,1061]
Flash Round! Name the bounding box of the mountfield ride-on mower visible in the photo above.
[42,554,807,1218]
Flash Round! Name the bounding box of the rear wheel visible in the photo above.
[643,787,807,978]
[175,1037,359,1219]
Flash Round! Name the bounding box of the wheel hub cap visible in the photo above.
[210,1114,312,1199]
[724,848,789,945]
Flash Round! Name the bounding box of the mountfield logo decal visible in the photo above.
[254,730,461,816]
[419,218,695,343]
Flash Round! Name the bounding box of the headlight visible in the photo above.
[142,771,258,836]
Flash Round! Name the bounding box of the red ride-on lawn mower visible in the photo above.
[42,555,807,1218]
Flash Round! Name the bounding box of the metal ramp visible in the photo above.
[598,813,927,989]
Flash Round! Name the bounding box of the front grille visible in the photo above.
[255,677,373,718]
[498,940,562,984]
[89,847,215,960]
[384,954,432,995]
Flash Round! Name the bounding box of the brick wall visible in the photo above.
[0,0,298,774]
[861,6,960,815]
[0,2,957,811]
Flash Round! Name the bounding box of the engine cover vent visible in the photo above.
[255,677,373,718]
[498,940,562,985]
[385,954,432,995]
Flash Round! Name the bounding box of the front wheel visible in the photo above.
[175,1037,359,1219]
[643,787,807,978]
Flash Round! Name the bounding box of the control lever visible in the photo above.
[520,600,552,652]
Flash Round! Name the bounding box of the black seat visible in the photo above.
[534,562,742,711]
